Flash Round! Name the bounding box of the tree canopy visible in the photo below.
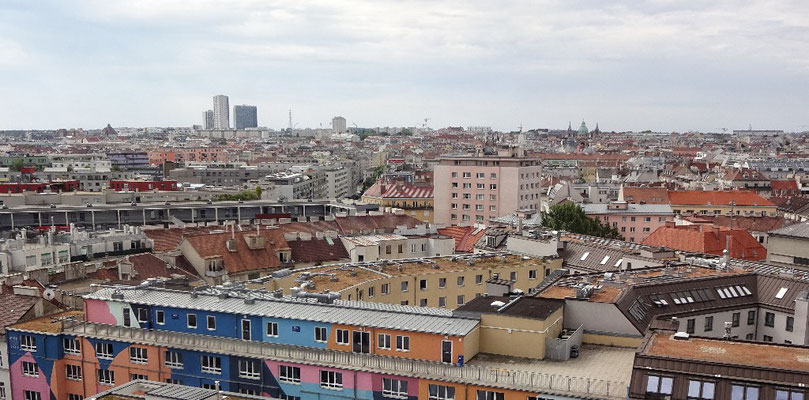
[541,202,623,239]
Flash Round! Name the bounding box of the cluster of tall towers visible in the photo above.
[202,95,257,130]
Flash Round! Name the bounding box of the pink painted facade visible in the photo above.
[434,154,542,226]
[583,202,675,243]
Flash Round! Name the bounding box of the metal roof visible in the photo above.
[85,286,479,336]
[581,203,674,215]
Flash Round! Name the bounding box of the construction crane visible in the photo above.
[422,118,431,129]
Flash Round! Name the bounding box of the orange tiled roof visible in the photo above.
[622,187,669,204]
[437,226,485,253]
[183,229,288,274]
[641,225,766,261]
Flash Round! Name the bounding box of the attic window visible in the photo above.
[613,258,623,268]
[580,252,590,261]
[600,256,610,265]
[775,287,788,299]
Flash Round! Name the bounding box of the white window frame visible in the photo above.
[66,364,82,381]
[336,329,350,345]
[201,355,222,374]
[314,326,328,343]
[156,310,165,325]
[266,321,279,337]
[238,359,260,380]
[24,390,41,400]
[20,335,36,352]
[22,361,38,377]
[129,347,148,364]
[206,315,216,331]
[63,338,81,355]
[164,351,183,369]
[279,365,301,384]
[187,313,197,329]
[382,377,409,399]
[320,370,343,390]
[396,335,410,352]
[95,342,113,359]
[97,369,115,385]
[378,333,392,350]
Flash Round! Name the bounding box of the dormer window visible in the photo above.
[278,251,291,263]
[207,258,224,272]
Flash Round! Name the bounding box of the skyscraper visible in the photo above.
[212,95,229,129]
[234,105,258,130]
[202,110,214,130]
[332,116,347,133]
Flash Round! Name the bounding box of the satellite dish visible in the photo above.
[43,289,56,301]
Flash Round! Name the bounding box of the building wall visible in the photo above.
[340,259,561,308]
[563,300,641,340]
[477,308,563,359]
[767,235,809,268]
[591,213,672,243]
[434,157,542,226]
[670,204,778,217]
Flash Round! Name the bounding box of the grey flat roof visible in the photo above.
[769,222,809,239]
[85,286,480,337]
[581,203,674,215]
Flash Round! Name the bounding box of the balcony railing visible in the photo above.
[65,322,627,399]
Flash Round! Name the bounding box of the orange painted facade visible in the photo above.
[326,323,468,363]
[419,379,546,400]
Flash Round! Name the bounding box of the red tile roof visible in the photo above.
[437,226,485,253]
[145,226,222,252]
[770,180,799,191]
[668,190,774,207]
[286,238,349,263]
[183,229,289,274]
[642,225,767,261]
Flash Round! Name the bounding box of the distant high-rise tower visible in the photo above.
[202,110,214,130]
[332,116,347,134]
[212,95,230,129]
[233,105,258,130]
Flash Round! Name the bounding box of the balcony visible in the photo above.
[65,322,627,399]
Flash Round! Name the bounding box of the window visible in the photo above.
[0,382,5,399]
[97,369,115,385]
[476,274,483,284]
[476,390,505,400]
[207,315,216,330]
[123,308,132,327]
[68,394,83,400]
[156,310,165,325]
[20,335,36,352]
[420,298,428,307]
[267,322,279,337]
[457,295,465,305]
[428,384,455,400]
[279,365,301,383]
[63,338,80,355]
[529,270,537,279]
[688,380,715,399]
[187,313,197,329]
[686,318,695,334]
[165,351,183,368]
[510,271,517,281]
[136,308,148,324]
[704,316,713,332]
[451,182,458,188]
[765,312,775,327]
[438,297,446,307]
[787,316,794,332]
[381,283,390,294]
[378,333,392,349]
[490,194,496,201]
[490,184,497,190]
[401,281,409,292]
[131,373,147,380]
[129,347,148,364]
[646,375,673,397]
[732,312,740,327]
[315,326,328,342]
[463,183,471,189]
[775,389,805,400]
[279,395,301,400]
[451,172,458,178]
[382,378,409,399]
[66,364,82,380]
[24,391,41,400]
[396,335,410,351]
[95,342,113,359]
[731,384,759,400]
[439,278,446,288]
[420,279,427,290]
[238,359,260,379]
[320,370,343,389]
[747,310,755,325]
[336,329,349,345]
[457,276,465,286]
[763,335,773,342]
[201,355,222,374]
[463,172,471,178]
[22,361,38,377]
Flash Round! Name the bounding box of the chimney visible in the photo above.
[665,221,676,228]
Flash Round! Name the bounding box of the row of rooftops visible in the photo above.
[84,284,480,337]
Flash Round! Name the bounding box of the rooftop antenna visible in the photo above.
[288,109,293,131]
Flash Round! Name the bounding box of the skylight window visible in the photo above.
[600,256,610,265]
[580,252,590,261]
[613,258,623,268]
[717,289,727,299]
[775,287,788,299]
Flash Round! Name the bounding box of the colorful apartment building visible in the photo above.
[582,201,675,243]
[7,284,627,400]
[148,148,230,166]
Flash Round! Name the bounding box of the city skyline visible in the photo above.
[1,1,808,132]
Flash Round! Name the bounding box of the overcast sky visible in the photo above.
[1,0,808,132]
